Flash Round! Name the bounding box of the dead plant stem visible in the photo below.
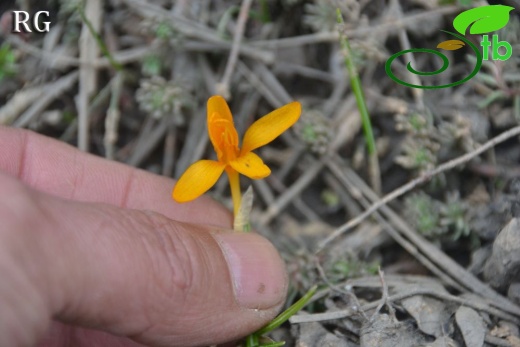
[122,0,273,64]
[216,0,253,99]
[104,72,123,160]
[370,268,396,322]
[326,159,466,292]
[393,0,424,107]
[259,157,326,226]
[317,125,520,251]
[336,160,520,317]
[78,0,102,151]
[250,6,459,48]
[290,286,520,325]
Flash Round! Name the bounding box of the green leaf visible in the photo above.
[453,5,514,35]
[254,285,317,336]
[258,341,285,347]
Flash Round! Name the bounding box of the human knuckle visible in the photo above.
[134,211,200,302]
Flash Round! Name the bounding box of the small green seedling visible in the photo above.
[0,43,17,82]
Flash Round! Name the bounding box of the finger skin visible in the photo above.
[38,323,146,347]
[0,126,232,227]
[0,127,288,346]
[0,172,287,347]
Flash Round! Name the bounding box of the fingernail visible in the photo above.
[214,232,287,310]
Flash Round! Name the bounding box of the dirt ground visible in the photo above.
[1,0,520,346]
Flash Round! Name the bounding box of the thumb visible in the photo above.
[1,174,288,347]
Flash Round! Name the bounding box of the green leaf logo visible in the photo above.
[453,5,514,35]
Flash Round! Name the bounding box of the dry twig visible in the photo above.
[318,125,520,251]
[370,267,397,322]
[291,287,520,325]
[77,0,102,151]
[215,0,253,99]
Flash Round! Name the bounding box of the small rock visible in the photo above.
[425,336,460,347]
[360,314,427,347]
[483,218,520,290]
[296,322,353,347]
[468,246,492,276]
[455,306,485,347]
[402,295,450,338]
[508,283,520,305]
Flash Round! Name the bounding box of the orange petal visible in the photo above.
[437,40,465,50]
[172,160,225,202]
[229,152,271,179]
[207,95,233,122]
[207,96,237,154]
[241,101,301,155]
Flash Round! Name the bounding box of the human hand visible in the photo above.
[0,126,288,347]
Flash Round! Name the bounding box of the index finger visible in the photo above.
[0,126,232,227]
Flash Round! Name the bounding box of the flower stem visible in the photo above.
[226,168,242,218]
[336,9,381,194]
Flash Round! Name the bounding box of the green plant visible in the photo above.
[78,3,122,71]
[439,193,470,241]
[405,193,442,238]
[0,43,17,82]
[155,21,175,40]
[305,0,360,32]
[336,10,376,159]
[404,192,472,242]
[329,257,380,283]
[336,9,381,191]
[136,76,192,123]
[321,189,340,208]
[141,55,162,76]
[304,1,337,32]
[294,109,333,155]
[245,285,317,347]
[395,138,438,172]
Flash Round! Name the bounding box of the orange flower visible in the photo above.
[172,95,301,215]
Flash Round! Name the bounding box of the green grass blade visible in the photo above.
[335,9,375,155]
[254,285,317,336]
